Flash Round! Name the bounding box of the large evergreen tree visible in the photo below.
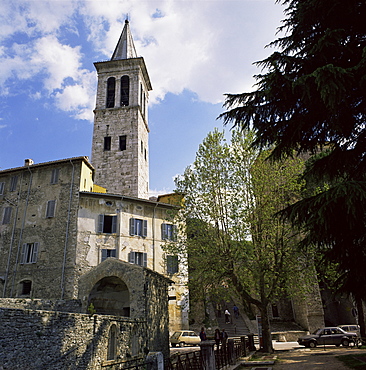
[220,0,366,334]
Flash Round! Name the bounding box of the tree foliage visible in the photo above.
[172,129,309,352]
[220,0,366,328]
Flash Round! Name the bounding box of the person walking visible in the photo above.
[199,327,207,341]
[225,308,231,324]
[214,328,221,350]
[221,328,228,350]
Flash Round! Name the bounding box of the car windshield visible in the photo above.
[313,329,323,335]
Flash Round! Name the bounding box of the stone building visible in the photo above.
[0,20,188,368]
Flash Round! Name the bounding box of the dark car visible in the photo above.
[298,327,357,348]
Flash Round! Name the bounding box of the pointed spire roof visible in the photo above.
[111,20,138,60]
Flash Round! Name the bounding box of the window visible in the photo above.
[98,214,117,234]
[0,182,4,195]
[141,141,143,154]
[129,251,147,267]
[119,135,127,151]
[101,249,116,262]
[104,136,111,151]
[107,324,117,361]
[120,75,129,106]
[106,77,115,108]
[167,255,179,274]
[21,280,32,296]
[161,223,176,241]
[50,168,60,184]
[129,218,147,237]
[20,243,39,264]
[46,200,56,218]
[2,207,12,225]
[10,176,18,191]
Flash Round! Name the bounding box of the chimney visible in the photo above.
[24,159,34,166]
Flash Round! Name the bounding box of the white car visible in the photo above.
[170,330,201,347]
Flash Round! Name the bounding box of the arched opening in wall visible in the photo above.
[106,77,116,108]
[88,276,130,316]
[107,324,117,361]
[120,75,129,106]
[18,280,32,297]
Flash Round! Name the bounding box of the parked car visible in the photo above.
[297,327,357,348]
[338,324,360,337]
[170,330,201,347]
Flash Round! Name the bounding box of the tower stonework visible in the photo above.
[91,20,152,199]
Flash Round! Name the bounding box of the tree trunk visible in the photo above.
[259,305,273,353]
[356,296,365,338]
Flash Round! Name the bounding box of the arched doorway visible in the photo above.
[88,276,130,316]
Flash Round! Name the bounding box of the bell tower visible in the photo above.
[91,20,152,199]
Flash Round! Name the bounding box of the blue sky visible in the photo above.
[0,0,285,196]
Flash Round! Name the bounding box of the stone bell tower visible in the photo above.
[91,20,152,199]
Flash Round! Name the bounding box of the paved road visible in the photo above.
[266,342,361,369]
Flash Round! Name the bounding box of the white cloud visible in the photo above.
[0,0,285,119]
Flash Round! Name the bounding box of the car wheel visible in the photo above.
[179,342,185,347]
[309,341,317,348]
[342,339,350,347]
[171,343,176,347]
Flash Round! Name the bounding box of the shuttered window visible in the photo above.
[46,200,56,218]
[2,207,12,225]
[50,168,60,184]
[0,182,4,195]
[128,251,147,267]
[10,176,18,191]
[20,243,39,264]
[98,215,117,234]
[161,223,177,241]
[129,218,147,238]
[167,255,179,274]
[101,249,117,262]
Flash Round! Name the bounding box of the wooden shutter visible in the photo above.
[101,249,108,262]
[98,215,104,233]
[172,225,178,241]
[111,249,116,258]
[142,220,147,238]
[128,252,135,264]
[143,253,147,267]
[20,243,27,264]
[161,223,167,240]
[129,218,135,236]
[46,200,56,218]
[2,207,12,225]
[111,216,117,233]
[31,242,39,263]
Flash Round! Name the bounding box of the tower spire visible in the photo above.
[111,19,137,60]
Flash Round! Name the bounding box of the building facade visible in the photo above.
[0,20,188,367]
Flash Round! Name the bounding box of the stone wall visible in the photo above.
[0,305,147,370]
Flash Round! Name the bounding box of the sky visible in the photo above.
[0,0,286,196]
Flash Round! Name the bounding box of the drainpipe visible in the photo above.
[2,173,23,297]
[10,166,33,297]
[60,159,75,299]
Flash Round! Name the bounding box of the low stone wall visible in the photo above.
[272,331,307,342]
[0,306,147,370]
[0,298,83,313]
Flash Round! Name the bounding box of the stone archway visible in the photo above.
[88,276,130,316]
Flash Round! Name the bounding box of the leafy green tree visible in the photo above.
[172,129,309,352]
[220,0,366,335]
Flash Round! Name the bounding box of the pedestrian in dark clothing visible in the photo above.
[221,328,228,350]
[199,327,207,341]
[214,328,221,350]
[233,305,239,319]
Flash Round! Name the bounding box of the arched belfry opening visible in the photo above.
[88,276,130,316]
